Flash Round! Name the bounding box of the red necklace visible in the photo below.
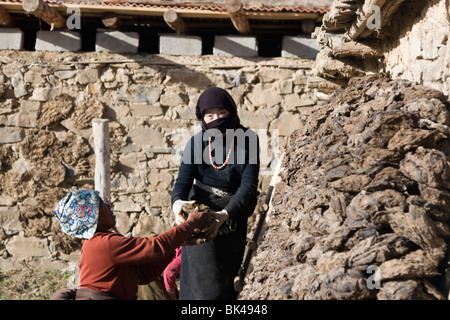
[208,137,233,170]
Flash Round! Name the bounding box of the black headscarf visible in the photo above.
[195,87,240,132]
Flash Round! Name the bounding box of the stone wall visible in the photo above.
[0,50,338,270]
[382,0,450,95]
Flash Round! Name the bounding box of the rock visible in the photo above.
[76,68,99,84]
[128,127,165,147]
[129,102,164,117]
[0,127,24,144]
[160,92,188,107]
[13,101,39,127]
[24,68,46,84]
[114,212,137,235]
[269,111,303,136]
[54,70,77,80]
[132,212,168,237]
[129,85,161,104]
[30,87,56,101]
[0,206,21,234]
[11,73,27,98]
[5,235,50,258]
[2,62,23,78]
[114,196,142,213]
[149,190,171,207]
[247,83,282,107]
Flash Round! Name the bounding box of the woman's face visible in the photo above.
[96,199,116,232]
[203,108,230,124]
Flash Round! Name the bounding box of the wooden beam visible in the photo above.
[322,0,358,32]
[101,12,124,29]
[2,1,323,21]
[163,9,188,34]
[331,40,384,58]
[313,26,383,59]
[22,0,66,30]
[0,5,15,26]
[345,0,386,41]
[359,0,406,38]
[226,0,250,34]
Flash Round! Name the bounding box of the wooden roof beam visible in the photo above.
[163,9,188,34]
[0,5,15,26]
[226,0,250,34]
[1,2,323,21]
[22,0,66,30]
[345,0,386,41]
[102,12,126,29]
[332,40,384,58]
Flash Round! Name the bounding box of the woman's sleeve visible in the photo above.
[107,222,193,267]
[224,132,260,219]
[171,135,198,205]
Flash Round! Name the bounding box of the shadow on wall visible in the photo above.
[282,36,319,60]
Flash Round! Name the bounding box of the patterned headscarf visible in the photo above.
[53,189,100,239]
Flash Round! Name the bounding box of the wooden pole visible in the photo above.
[226,0,251,35]
[163,9,188,34]
[22,0,66,30]
[92,119,111,205]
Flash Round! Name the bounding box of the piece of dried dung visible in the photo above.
[181,202,215,245]
[239,75,450,300]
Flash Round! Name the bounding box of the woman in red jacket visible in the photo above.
[50,189,210,300]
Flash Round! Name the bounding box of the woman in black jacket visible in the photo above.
[171,87,260,300]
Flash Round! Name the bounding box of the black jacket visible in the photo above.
[171,126,260,220]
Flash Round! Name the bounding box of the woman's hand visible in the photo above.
[186,208,212,229]
[172,200,195,225]
[203,210,229,241]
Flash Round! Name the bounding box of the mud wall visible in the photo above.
[384,0,450,96]
[0,50,337,270]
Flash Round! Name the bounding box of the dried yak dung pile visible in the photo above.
[240,76,450,300]
[181,202,215,245]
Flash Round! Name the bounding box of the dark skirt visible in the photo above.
[50,287,123,300]
[180,220,247,300]
[179,184,250,300]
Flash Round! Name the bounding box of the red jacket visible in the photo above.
[78,221,194,300]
